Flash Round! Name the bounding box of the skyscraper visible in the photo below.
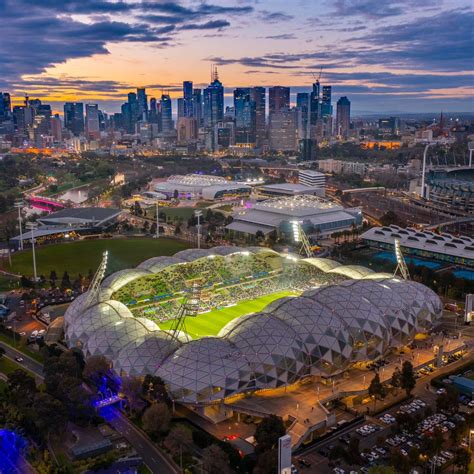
[321,86,332,117]
[252,87,266,147]
[183,81,193,117]
[160,94,173,133]
[296,92,310,139]
[137,88,148,119]
[50,114,62,142]
[149,97,158,124]
[177,98,185,120]
[269,86,290,115]
[234,88,256,145]
[192,89,203,127]
[203,68,224,128]
[336,96,351,138]
[85,104,100,140]
[0,92,11,120]
[64,102,84,136]
[310,80,320,126]
[269,108,297,151]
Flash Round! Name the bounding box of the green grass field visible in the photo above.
[158,290,297,339]
[2,238,190,279]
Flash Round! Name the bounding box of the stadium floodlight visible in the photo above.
[25,222,38,281]
[291,220,302,243]
[469,142,474,167]
[195,210,203,249]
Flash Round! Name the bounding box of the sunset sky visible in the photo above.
[1,0,473,114]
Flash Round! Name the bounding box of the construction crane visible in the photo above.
[393,238,410,280]
[311,66,323,84]
[291,221,314,258]
[83,251,109,310]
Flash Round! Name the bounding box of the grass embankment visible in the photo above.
[2,238,190,279]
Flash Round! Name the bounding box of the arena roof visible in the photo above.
[63,247,442,405]
[38,207,122,226]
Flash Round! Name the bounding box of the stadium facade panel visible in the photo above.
[64,247,442,405]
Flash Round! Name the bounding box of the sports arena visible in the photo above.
[64,246,443,406]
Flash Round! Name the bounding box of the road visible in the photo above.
[100,406,179,474]
[0,341,44,381]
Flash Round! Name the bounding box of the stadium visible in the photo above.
[64,246,443,406]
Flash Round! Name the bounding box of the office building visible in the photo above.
[203,68,224,127]
[336,97,351,138]
[160,94,173,133]
[0,93,11,120]
[298,169,326,190]
[269,108,297,151]
[137,88,148,119]
[269,86,290,115]
[296,92,310,139]
[234,88,256,145]
[85,104,100,140]
[321,86,332,118]
[177,98,185,120]
[64,102,84,136]
[192,89,203,126]
[310,80,320,126]
[252,87,266,147]
[183,81,193,117]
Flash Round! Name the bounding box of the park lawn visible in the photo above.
[0,356,23,375]
[159,290,297,339]
[0,333,43,363]
[159,207,197,220]
[3,238,190,280]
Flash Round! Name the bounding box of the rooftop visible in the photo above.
[255,195,341,216]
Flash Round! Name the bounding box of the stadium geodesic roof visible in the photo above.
[63,247,443,405]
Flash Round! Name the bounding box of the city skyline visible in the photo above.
[1,0,473,114]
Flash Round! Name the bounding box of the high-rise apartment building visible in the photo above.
[336,96,351,138]
[269,108,297,151]
[50,114,62,142]
[86,104,100,140]
[310,81,320,126]
[269,86,290,115]
[64,102,84,136]
[296,92,310,139]
[321,86,332,117]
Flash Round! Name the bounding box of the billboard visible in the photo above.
[278,434,292,474]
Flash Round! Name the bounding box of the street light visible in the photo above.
[155,201,160,239]
[25,222,38,282]
[194,210,203,249]
[14,200,24,250]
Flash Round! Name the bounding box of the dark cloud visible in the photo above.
[181,20,230,30]
[333,0,440,18]
[260,34,296,40]
[258,10,294,22]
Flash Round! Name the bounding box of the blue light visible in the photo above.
[0,430,27,474]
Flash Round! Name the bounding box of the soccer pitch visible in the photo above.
[158,290,297,339]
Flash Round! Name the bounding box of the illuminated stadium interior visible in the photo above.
[64,246,443,405]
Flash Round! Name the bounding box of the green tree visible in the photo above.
[368,467,397,474]
[142,402,171,435]
[254,414,286,453]
[436,385,459,413]
[83,355,110,388]
[253,449,278,474]
[400,361,416,397]
[201,444,231,474]
[33,392,68,437]
[453,447,470,473]
[142,374,170,403]
[164,424,192,457]
[0,347,5,360]
[390,367,402,394]
[368,373,386,410]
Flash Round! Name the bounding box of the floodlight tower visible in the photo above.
[83,251,109,309]
[155,200,160,239]
[195,210,203,249]
[291,220,313,258]
[468,142,474,168]
[25,222,38,281]
[420,143,432,199]
[14,199,24,250]
[393,238,410,280]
